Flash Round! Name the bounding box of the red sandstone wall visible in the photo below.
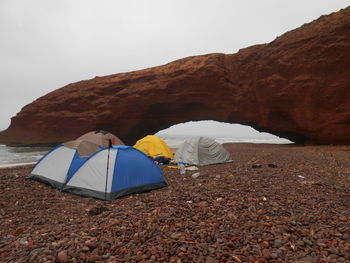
[0,7,349,145]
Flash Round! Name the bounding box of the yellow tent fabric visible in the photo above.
[134,135,173,159]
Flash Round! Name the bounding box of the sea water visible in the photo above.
[0,135,292,167]
[0,144,51,167]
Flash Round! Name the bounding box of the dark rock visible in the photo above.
[276,248,287,259]
[273,239,283,247]
[295,240,305,246]
[87,206,109,216]
[302,238,313,246]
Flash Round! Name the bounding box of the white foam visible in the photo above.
[0,162,36,168]
[0,145,49,167]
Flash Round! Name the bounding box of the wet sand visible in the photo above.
[0,143,349,262]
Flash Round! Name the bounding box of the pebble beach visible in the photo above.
[0,143,349,262]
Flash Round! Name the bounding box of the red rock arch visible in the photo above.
[0,7,350,146]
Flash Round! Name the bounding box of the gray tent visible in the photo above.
[174,136,232,166]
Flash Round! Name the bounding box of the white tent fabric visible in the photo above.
[32,146,76,183]
[175,137,232,166]
[65,149,117,193]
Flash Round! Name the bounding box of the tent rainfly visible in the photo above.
[175,136,232,166]
[75,130,124,147]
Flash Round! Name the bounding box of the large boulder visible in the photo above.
[0,7,350,145]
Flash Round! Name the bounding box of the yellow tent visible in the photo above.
[134,135,173,159]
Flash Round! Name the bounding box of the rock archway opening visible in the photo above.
[155,120,293,148]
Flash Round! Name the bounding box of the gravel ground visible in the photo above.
[0,143,349,263]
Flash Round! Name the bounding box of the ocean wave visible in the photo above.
[0,162,36,168]
[0,145,48,167]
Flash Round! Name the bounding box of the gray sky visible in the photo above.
[1,0,349,134]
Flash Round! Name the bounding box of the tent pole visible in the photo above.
[104,139,112,201]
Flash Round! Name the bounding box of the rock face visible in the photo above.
[1,7,350,146]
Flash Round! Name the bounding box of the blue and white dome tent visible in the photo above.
[30,139,167,200]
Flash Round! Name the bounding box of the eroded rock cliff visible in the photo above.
[1,7,349,145]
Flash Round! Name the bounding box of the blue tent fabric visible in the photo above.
[65,151,90,184]
[30,145,167,200]
[112,146,164,192]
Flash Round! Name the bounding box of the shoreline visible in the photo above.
[0,143,349,262]
[0,162,36,169]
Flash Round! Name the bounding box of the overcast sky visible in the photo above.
[1,0,349,135]
[157,120,292,142]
